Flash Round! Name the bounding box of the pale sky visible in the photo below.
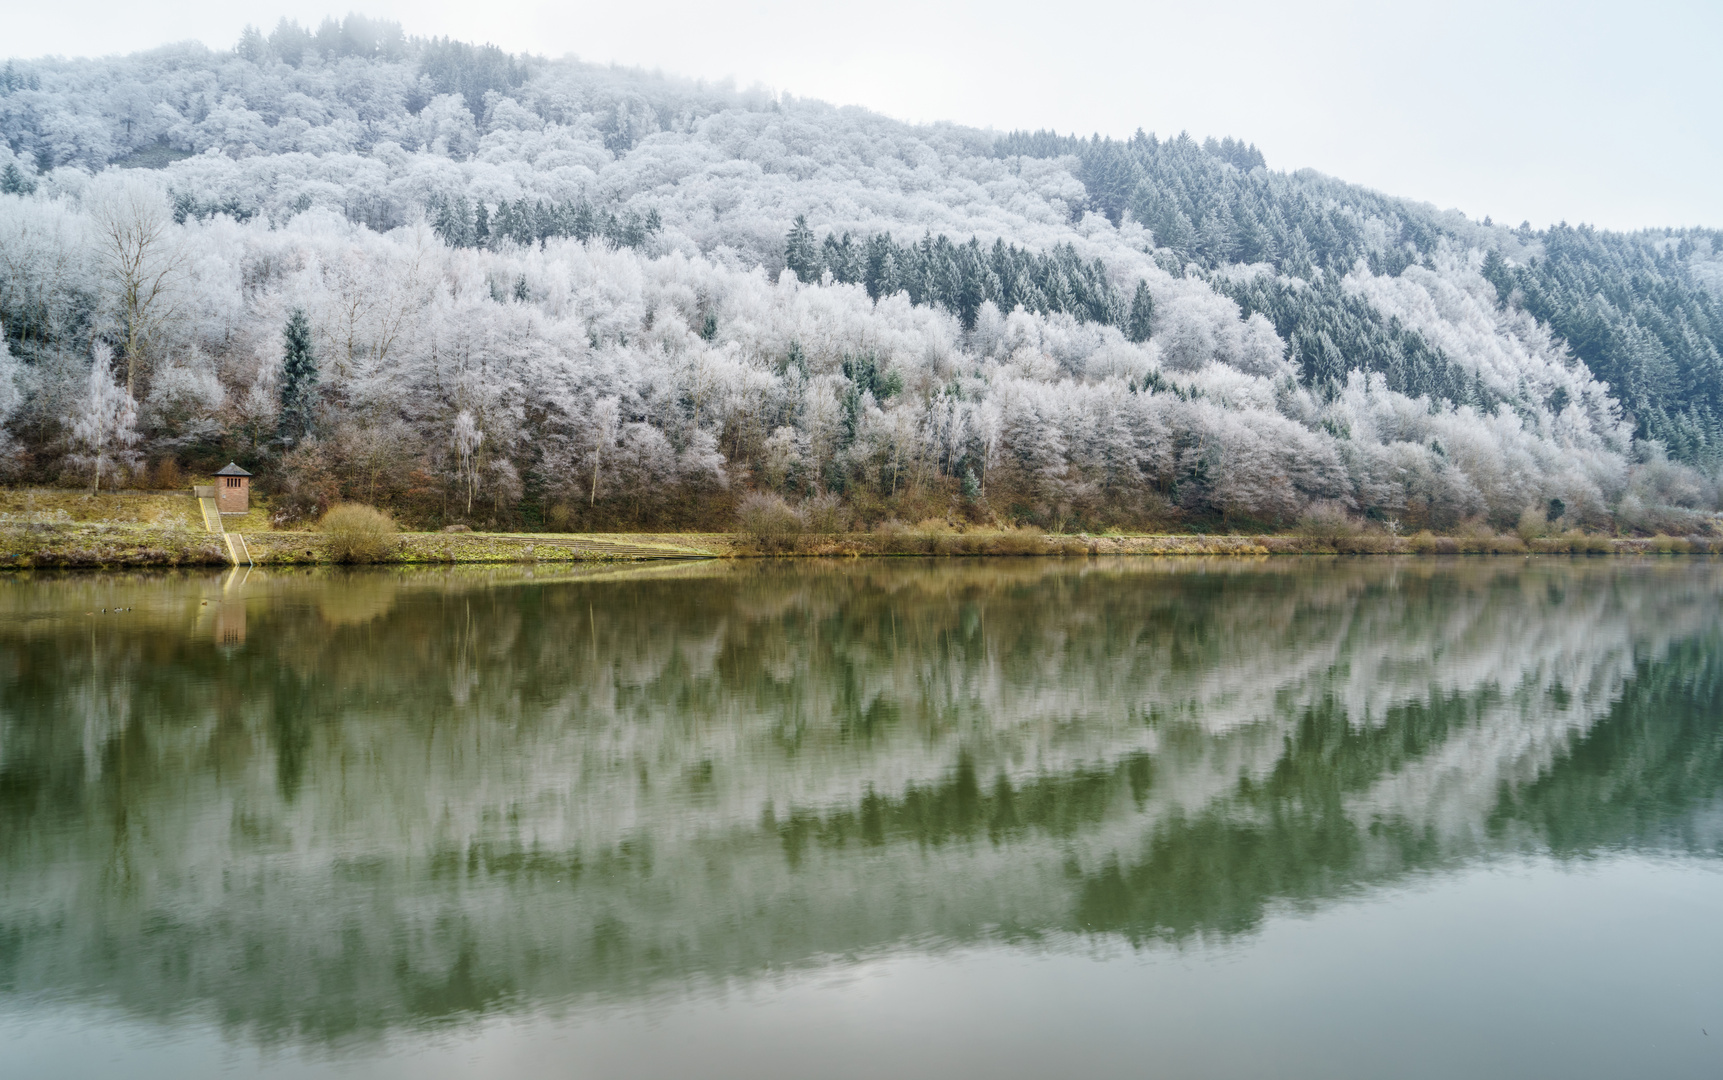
[9,0,1720,231]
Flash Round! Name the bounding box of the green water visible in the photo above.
[2,557,1722,1078]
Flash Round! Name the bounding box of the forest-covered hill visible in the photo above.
[1,15,1720,532]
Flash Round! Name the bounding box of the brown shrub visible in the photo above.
[803,494,851,534]
[1296,503,1362,547]
[320,503,399,563]
[148,458,186,491]
[738,492,805,554]
[1516,506,1550,542]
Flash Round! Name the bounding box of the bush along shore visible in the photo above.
[3,488,1720,569]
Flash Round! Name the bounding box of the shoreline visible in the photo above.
[2,522,1717,570]
[3,486,1715,568]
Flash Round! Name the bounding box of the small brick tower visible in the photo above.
[215,462,252,514]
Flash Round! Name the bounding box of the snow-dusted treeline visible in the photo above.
[0,18,1715,529]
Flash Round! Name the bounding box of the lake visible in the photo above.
[2,557,1721,1079]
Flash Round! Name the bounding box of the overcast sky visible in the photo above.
[10,0,1720,231]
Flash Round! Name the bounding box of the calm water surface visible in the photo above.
[2,557,1722,1078]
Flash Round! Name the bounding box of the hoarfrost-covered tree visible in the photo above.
[68,343,140,493]
[0,323,20,472]
[452,410,483,516]
[87,175,184,397]
[0,322,19,425]
[588,396,620,506]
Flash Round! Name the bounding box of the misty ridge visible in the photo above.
[2,14,1723,534]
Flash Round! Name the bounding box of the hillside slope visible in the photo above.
[0,17,1718,532]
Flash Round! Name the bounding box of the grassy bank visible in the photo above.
[7,523,1722,569]
[244,531,728,565]
[745,529,1721,557]
[3,489,1720,569]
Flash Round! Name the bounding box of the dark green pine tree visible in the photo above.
[784,215,819,283]
[473,200,490,247]
[865,234,899,301]
[1126,280,1155,342]
[1480,249,1513,307]
[278,308,319,446]
[955,246,985,330]
[570,198,595,243]
[0,162,33,195]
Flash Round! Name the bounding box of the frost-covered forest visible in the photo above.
[2,15,1722,531]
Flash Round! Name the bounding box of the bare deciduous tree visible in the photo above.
[88,177,185,398]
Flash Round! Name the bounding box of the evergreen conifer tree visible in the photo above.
[1480,249,1513,307]
[278,308,318,446]
[1159,211,1195,256]
[955,247,985,330]
[784,215,818,283]
[865,234,899,300]
[1127,281,1155,342]
[0,162,33,195]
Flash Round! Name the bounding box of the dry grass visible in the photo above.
[0,488,203,529]
[0,521,224,567]
[6,482,1718,569]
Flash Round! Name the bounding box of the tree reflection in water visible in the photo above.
[0,557,1719,1043]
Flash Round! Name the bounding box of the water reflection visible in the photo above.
[0,557,1719,1045]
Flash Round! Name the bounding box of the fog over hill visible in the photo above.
[1,16,1721,531]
